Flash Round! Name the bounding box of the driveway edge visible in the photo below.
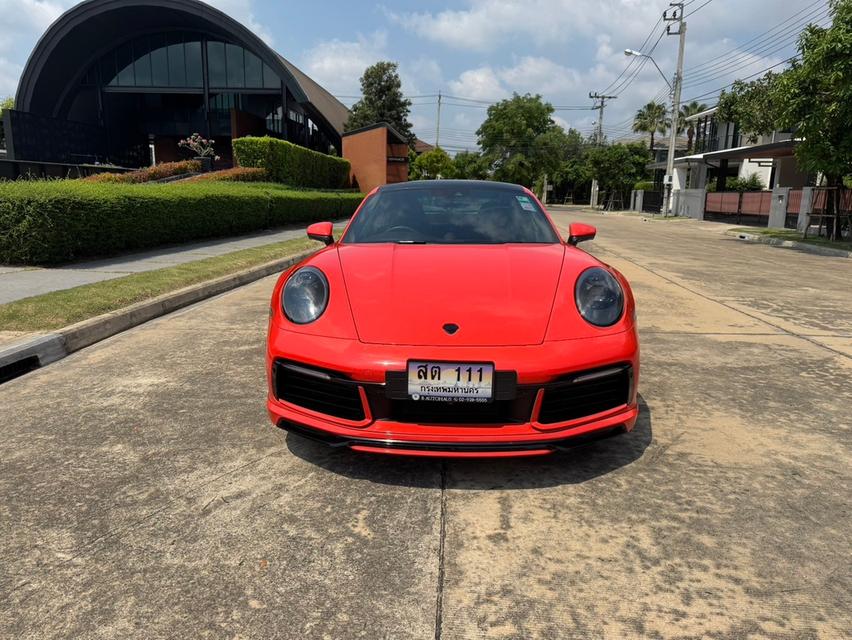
[727,230,851,258]
[0,249,314,382]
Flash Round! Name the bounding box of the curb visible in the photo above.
[0,249,315,384]
[727,230,851,259]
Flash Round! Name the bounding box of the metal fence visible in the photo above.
[704,191,771,226]
[642,191,663,214]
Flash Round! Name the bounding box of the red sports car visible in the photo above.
[266,180,639,457]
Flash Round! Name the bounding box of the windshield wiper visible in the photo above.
[395,240,429,244]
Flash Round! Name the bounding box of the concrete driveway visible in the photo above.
[1,211,850,639]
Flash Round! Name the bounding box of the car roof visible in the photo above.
[377,180,526,193]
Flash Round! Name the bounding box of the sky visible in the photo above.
[1,0,831,152]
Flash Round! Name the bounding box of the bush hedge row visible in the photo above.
[82,160,201,184]
[0,180,363,264]
[232,136,350,189]
[184,167,269,183]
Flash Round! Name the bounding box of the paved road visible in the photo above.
[1,212,850,639]
[0,222,345,305]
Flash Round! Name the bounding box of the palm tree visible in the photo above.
[633,101,668,150]
[679,101,709,152]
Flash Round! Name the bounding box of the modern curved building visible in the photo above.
[7,0,349,167]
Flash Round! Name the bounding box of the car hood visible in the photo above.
[337,243,567,346]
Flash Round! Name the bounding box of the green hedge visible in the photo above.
[0,181,363,264]
[233,136,350,189]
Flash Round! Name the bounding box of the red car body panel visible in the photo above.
[265,182,640,457]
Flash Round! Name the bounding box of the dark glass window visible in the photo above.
[133,37,152,86]
[167,35,186,87]
[225,43,245,87]
[185,40,203,87]
[99,54,115,86]
[263,63,279,89]
[245,50,263,87]
[344,185,560,245]
[151,34,169,86]
[207,41,226,87]
[115,43,134,86]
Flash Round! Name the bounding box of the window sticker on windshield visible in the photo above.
[516,195,535,211]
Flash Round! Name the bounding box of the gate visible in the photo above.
[704,191,770,226]
[642,191,662,214]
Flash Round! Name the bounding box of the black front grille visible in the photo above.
[273,361,365,421]
[538,365,631,425]
[386,394,534,425]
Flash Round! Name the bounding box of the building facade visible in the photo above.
[5,0,349,167]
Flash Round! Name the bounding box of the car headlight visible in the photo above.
[282,266,329,324]
[575,267,624,327]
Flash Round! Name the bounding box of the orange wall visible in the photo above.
[343,128,409,193]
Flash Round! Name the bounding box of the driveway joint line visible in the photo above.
[599,242,852,360]
[434,460,448,640]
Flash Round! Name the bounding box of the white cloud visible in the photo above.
[206,0,274,45]
[299,31,389,97]
[388,0,663,52]
[448,66,507,101]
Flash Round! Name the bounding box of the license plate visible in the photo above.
[407,361,494,402]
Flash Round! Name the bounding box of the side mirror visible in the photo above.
[307,221,334,246]
[567,222,596,246]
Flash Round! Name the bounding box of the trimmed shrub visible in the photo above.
[0,180,363,264]
[183,167,268,183]
[633,181,655,191]
[233,136,350,189]
[82,160,201,184]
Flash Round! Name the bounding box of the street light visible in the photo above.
[624,48,680,216]
[624,49,671,90]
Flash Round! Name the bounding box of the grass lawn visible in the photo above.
[0,235,322,332]
[732,227,852,251]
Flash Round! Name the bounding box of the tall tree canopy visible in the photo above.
[679,101,709,152]
[586,143,652,210]
[476,93,566,186]
[345,61,414,144]
[450,151,489,180]
[632,101,668,149]
[410,147,454,180]
[718,0,852,183]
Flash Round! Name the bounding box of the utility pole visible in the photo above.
[589,92,617,146]
[663,2,686,216]
[435,90,442,148]
[589,92,616,209]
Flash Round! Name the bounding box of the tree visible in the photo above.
[410,147,454,180]
[0,97,12,148]
[345,62,414,144]
[679,100,709,152]
[0,96,12,117]
[451,151,489,180]
[476,93,565,186]
[632,101,668,149]
[717,72,782,143]
[585,143,652,210]
[717,0,852,238]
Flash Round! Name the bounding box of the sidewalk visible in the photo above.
[0,222,345,304]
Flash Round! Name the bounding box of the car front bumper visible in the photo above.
[266,327,639,457]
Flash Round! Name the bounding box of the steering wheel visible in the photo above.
[385,225,420,235]
[375,225,427,241]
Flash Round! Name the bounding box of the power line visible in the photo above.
[680,57,796,103]
[681,5,830,86]
[684,0,714,17]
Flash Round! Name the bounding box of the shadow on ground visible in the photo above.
[284,397,652,490]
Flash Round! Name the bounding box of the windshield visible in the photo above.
[342,184,560,244]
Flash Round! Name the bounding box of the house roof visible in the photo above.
[684,106,718,122]
[342,122,409,145]
[277,54,349,135]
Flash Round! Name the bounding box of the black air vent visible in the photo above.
[538,365,631,425]
[273,361,365,421]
